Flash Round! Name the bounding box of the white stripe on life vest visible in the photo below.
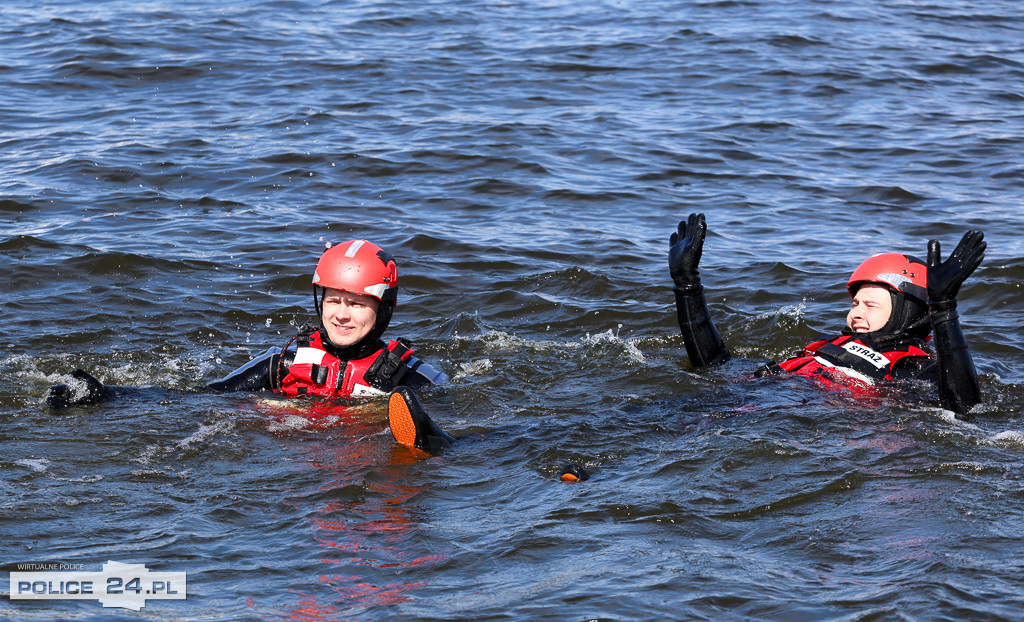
[813,356,877,386]
[293,347,326,366]
[350,383,386,397]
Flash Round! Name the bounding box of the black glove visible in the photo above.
[669,213,707,289]
[44,369,112,409]
[927,230,985,320]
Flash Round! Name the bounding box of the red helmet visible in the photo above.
[313,239,397,303]
[846,252,927,303]
[311,240,399,355]
[846,252,929,341]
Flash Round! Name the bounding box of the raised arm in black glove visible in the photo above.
[669,213,730,366]
[927,230,986,415]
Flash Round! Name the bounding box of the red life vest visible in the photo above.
[776,334,931,389]
[275,331,415,398]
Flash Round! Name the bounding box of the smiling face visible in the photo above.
[320,287,379,347]
[846,284,893,333]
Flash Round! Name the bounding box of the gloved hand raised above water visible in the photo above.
[925,229,986,414]
[927,230,986,321]
[669,212,708,290]
[668,212,730,366]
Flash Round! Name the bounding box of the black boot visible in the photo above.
[388,387,455,453]
[45,369,113,409]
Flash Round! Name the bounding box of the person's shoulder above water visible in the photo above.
[206,331,448,396]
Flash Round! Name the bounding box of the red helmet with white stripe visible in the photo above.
[846,252,927,303]
[311,240,399,356]
[846,252,929,340]
[313,239,397,303]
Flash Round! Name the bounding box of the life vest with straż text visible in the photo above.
[770,334,931,388]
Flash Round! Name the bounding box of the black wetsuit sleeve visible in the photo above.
[206,347,280,392]
[674,283,730,367]
[929,301,982,415]
[399,357,448,390]
[401,371,433,390]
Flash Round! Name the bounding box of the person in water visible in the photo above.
[668,213,986,415]
[206,239,445,397]
[45,239,458,451]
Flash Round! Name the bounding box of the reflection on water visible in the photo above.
[278,437,444,619]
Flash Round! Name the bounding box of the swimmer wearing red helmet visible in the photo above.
[207,239,447,397]
[47,240,448,410]
[668,213,986,415]
[207,240,456,454]
[47,239,458,453]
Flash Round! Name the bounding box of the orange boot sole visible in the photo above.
[388,390,418,448]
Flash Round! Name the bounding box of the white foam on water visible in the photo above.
[989,430,1024,447]
[452,358,493,381]
[54,474,105,483]
[456,328,648,365]
[174,419,236,451]
[131,444,159,467]
[14,458,50,473]
[753,301,807,323]
[583,327,646,365]
[931,407,983,431]
[265,414,315,433]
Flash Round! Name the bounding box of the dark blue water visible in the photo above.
[3,0,1024,620]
